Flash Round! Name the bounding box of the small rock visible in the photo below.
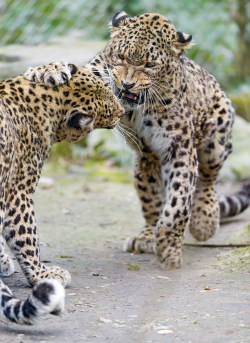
[239,323,246,328]
[157,329,173,334]
[39,177,55,189]
[99,317,112,324]
[156,276,172,280]
[62,208,72,215]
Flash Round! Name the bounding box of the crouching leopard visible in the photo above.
[25,12,250,269]
[0,62,123,324]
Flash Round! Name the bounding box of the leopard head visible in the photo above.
[55,68,124,142]
[105,12,193,109]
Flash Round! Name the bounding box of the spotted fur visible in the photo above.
[0,62,123,322]
[0,278,65,324]
[24,13,250,269]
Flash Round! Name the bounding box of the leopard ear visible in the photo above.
[68,64,77,75]
[67,112,94,130]
[175,32,193,50]
[111,11,130,29]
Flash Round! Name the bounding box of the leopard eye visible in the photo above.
[117,53,125,60]
[145,62,157,68]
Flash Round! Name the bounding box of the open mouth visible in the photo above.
[122,90,139,102]
[118,89,144,105]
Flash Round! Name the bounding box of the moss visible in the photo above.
[230,93,250,122]
[214,247,250,272]
[55,254,74,258]
[226,223,250,245]
[230,92,250,121]
[50,141,74,159]
[85,165,133,183]
[127,264,140,270]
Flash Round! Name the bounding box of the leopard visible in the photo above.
[0,62,124,324]
[25,12,250,269]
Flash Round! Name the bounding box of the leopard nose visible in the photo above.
[121,80,136,89]
[106,124,116,129]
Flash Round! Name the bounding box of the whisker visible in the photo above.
[119,123,138,135]
[151,79,172,90]
[146,88,151,114]
[117,125,141,145]
[117,125,142,155]
[151,82,171,101]
[148,88,157,114]
[150,86,171,111]
[113,127,127,146]
[143,89,147,115]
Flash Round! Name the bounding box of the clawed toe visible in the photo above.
[124,235,154,253]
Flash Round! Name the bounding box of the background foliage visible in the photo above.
[0,0,249,88]
[0,0,249,180]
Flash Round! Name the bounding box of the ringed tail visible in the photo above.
[219,180,250,218]
[0,279,65,324]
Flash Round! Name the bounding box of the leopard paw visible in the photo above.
[123,226,155,253]
[24,62,73,87]
[28,266,71,288]
[154,243,183,269]
[189,223,218,241]
[189,214,220,241]
[124,236,155,253]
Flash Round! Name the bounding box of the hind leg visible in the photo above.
[189,95,233,241]
[189,174,220,241]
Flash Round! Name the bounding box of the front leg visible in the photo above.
[155,143,197,268]
[124,152,165,253]
[3,192,71,287]
[0,179,14,277]
[0,233,15,276]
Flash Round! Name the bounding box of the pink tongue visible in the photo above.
[126,93,136,99]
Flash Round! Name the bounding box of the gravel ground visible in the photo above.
[0,173,249,343]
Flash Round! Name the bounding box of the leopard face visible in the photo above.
[55,68,124,142]
[104,12,192,110]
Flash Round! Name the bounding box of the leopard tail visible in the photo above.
[219,180,250,218]
[0,279,65,324]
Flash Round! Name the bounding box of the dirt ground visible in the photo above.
[0,171,249,343]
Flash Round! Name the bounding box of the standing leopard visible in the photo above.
[25,12,250,269]
[0,62,124,324]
